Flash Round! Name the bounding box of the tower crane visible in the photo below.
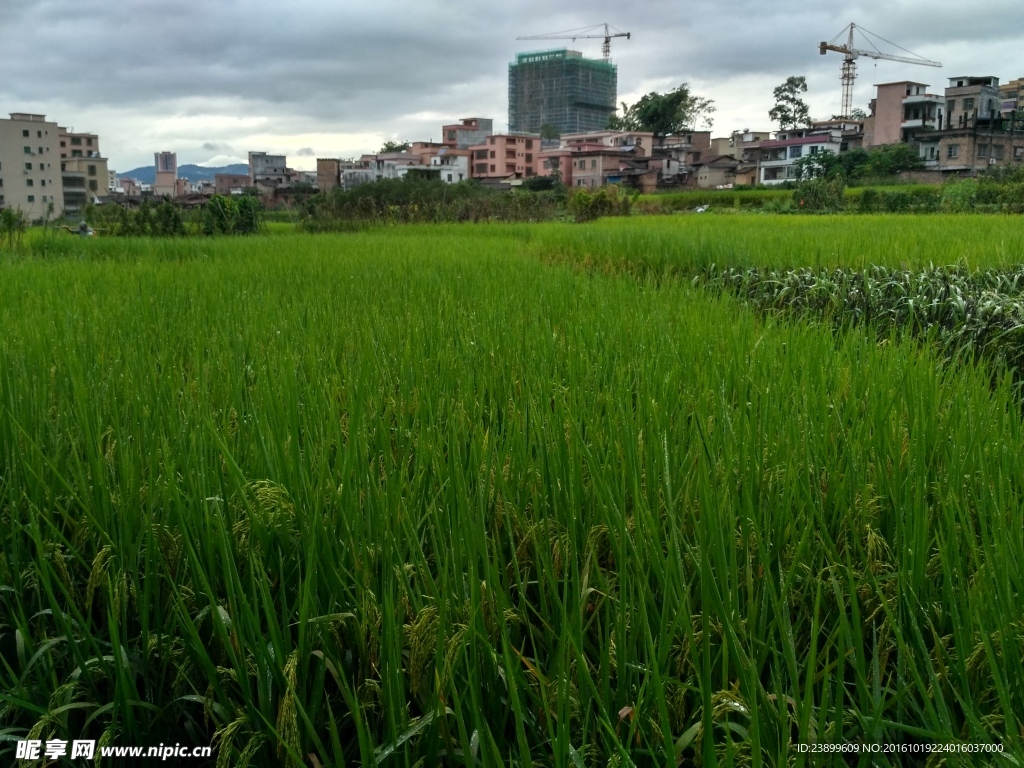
[516,23,630,61]
[819,23,941,118]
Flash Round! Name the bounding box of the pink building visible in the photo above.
[441,118,494,150]
[863,81,942,147]
[537,149,573,186]
[469,134,541,180]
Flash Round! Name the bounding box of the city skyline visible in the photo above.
[2,0,1023,172]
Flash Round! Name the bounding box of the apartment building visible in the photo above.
[441,118,494,150]
[154,151,177,197]
[999,77,1024,113]
[759,129,844,184]
[469,134,541,180]
[429,148,471,183]
[214,173,251,195]
[0,113,63,219]
[248,151,288,186]
[944,76,1000,129]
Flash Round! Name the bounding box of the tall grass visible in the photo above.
[1,228,1022,765]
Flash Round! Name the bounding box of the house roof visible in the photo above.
[761,134,842,148]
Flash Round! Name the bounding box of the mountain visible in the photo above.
[117,163,249,184]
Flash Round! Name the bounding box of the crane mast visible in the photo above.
[819,23,942,118]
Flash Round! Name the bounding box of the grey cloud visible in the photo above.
[296,147,315,156]
[3,0,1022,169]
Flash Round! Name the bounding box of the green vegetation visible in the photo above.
[607,83,716,134]
[768,76,811,130]
[82,195,266,238]
[1,218,1022,764]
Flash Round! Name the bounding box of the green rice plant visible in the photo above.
[0,226,1022,765]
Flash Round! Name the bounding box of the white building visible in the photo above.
[430,149,470,183]
[759,129,844,185]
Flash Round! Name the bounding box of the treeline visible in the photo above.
[298,175,636,230]
[85,195,265,236]
[298,176,569,230]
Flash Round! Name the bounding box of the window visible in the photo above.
[27,195,35,202]
[26,179,33,186]
[810,146,819,155]
[591,159,597,168]
[994,145,1004,160]
[526,140,533,149]
[0,196,4,205]
[25,162,32,171]
[978,144,989,158]
[70,137,82,145]
[60,141,66,147]
[1015,146,1024,160]
[525,154,532,162]
[22,129,29,137]
[24,147,31,154]
[72,150,82,158]
[490,164,495,172]
[89,180,98,191]
[88,165,96,176]
[789,146,803,159]
[947,144,959,159]
[38,163,44,170]
[489,151,495,158]
[37,130,42,138]
[947,99,956,115]
[41,180,46,187]
[963,98,975,111]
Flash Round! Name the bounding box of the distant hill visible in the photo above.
[117,163,249,185]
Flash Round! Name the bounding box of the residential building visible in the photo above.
[59,128,100,160]
[652,132,712,184]
[429,148,471,183]
[536,148,574,186]
[107,170,118,192]
[554,131,658,191]
[694,156,758,188]
[441,118,494,150]
[759,129,844,185]
[154,151,177,197]
[729,130,773,163]
[0,113,64,219]
[469,134,542,180]
[862,82,941,147]
[62,156,108,196]
[999,77,1024,113]
[508,49,617,135]
[117,177,142,197]
[316,159,342,192]
[944,76,1000,130]
[215,173,251,195]
[928,129,1024,173]
[248,151,288,186]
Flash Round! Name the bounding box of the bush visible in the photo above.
[793,175,845,212]
[567,185,632,222]
[941,180,977,213]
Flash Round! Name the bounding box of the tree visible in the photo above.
[608,83,716,136]
[769,76,812,130]
[539,124,561,140]
[831,107,868,121]
[379,141,410,153]
[863,143,924,176]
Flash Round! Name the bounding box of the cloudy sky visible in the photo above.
[2,0,1023,173]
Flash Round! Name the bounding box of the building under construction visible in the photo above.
[508,49,617,135]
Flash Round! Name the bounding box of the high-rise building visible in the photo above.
[0,113,63,219]
[508,49,617,135]
[154,151,177,197]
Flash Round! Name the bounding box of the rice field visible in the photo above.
[1,217,1023,766]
